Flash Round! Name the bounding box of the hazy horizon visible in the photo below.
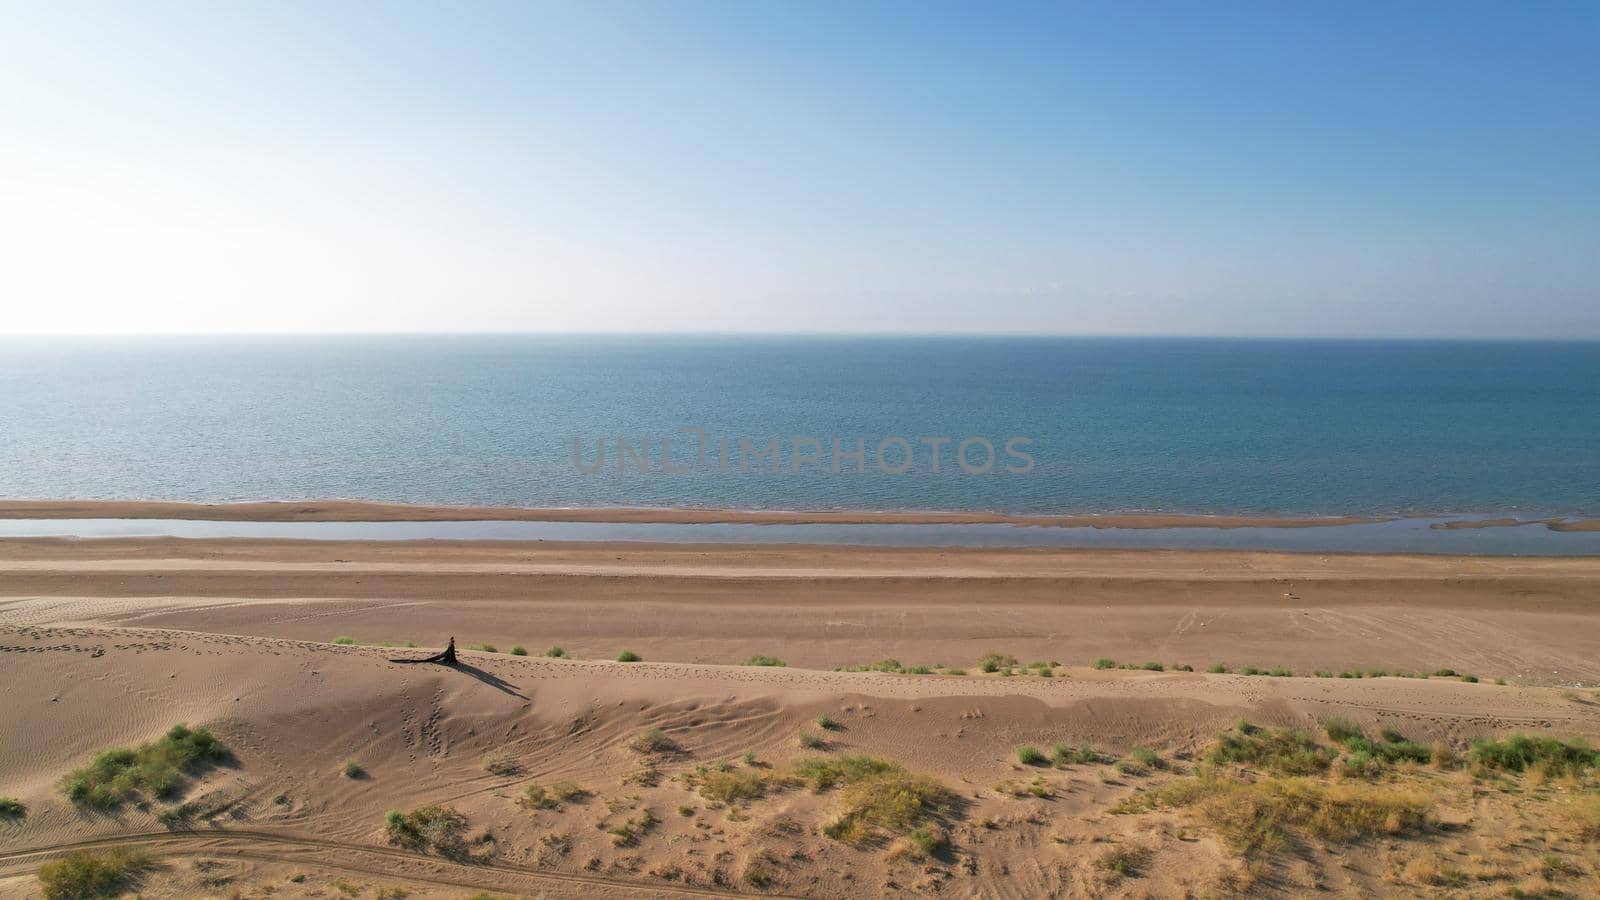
[3,1,1596,338]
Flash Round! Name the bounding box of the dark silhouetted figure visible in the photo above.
[390,636,457,666]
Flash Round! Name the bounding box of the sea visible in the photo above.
[2,335,1598,521]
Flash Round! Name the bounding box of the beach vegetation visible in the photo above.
[793,754,953,843]
[629,727,676,754]
[1205,722,1333,775]
[1468,734,1599,777]
[483,752,520,776]
[889,824,949,860]
[38,848,152,900]
[523,781,584,810]
[385,805,469,858]
[697,768,768,803]
[63,724,228,808]
[979,651,1017,673]
[606,808,657,846]
[1053,742,1104,766]
[1130,776,1428,856]
[1097,844,1150,877]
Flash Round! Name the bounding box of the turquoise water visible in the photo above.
[1,335,1598,517]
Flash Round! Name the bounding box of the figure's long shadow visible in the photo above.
[453,661,528,699]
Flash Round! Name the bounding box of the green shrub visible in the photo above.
[979,651,1017,673]
[743,654,786,667]
[1241,666,1263,676]
[1138,776,1428,855]
[1323,717,1364,744]
[798,730,828,750]
[816,714,840,730]
[545,646,567,658]
[1205,723,1333,775]
[1016,746,1048,766]
[1138,661,1165,671]
[1268,667,1293,677]
[616,650,641,662]
[629,728,676,753]
[1379,727,1406,743]
[0,797,23,818]
[1092,658,1116,670]
[1432,668,1457,677]
[1052,743,1103,765]
[793,755,952,843]
[467,643,497,653]
[385,805,469,858]
[63,724,228,808]
[332,636,358,645]
[38,849,151,900]
[1469,734,1598,777]
[343,760,366,779]
[1173,663,1194,672]
[1130,747,1161,769]
[1460,674,1479,683]
[698,769,766,803]
[1206,663,1229,674]
[509,645,528,656]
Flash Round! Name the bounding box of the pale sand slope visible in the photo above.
[2,624,1598,898]
[2,539,1599,683]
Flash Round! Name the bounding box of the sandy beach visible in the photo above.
[3,534,1599,897]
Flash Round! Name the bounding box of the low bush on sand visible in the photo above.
[483,752,520,776]
[616,650,641,662]
[979,651,1018,673]
[466,643,496,653]
[1205,721,1333,776]
[545,646,567,658]
[1016,746,1049,766]
[629,728,677,754]
[743,654,786,667]
[697,769,769,803]
[1052,743,1105,765]
[38,848,152,900]
[343,760,366,779]
[0,797,24,818]
[509,645,528,655]
[888,824,948,861]
[332,636,358,645]
[1129,776,1429,855]
[63,724,228,808]
[385,805,469,858]
[793,754,953,843]
[1469,734,1599,777]
[522,781,585,810]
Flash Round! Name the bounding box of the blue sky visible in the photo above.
[1,1,1596,336]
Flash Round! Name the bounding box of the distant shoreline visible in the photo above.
[0,498,1595,532]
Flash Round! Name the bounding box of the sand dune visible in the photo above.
[3,539,1600,897]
